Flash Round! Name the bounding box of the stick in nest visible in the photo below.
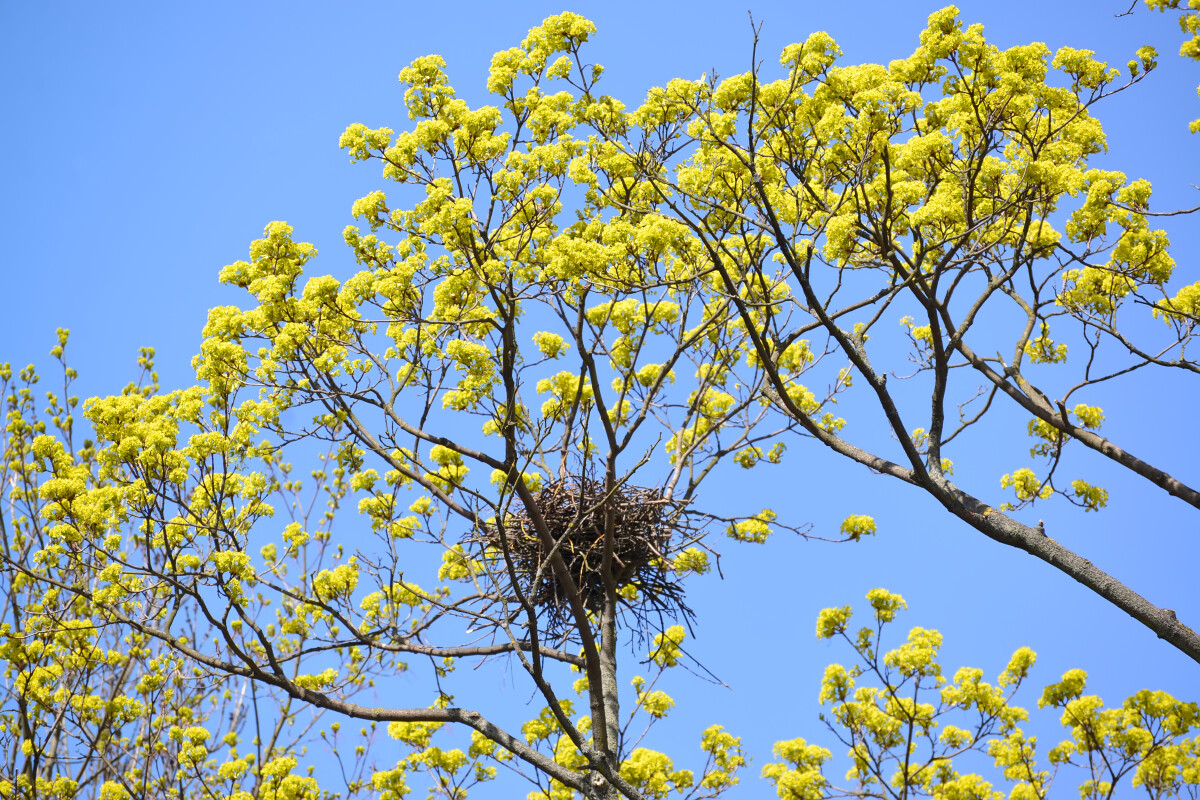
[475,477,695,637]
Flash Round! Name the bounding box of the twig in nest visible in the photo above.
[475,478,697,637]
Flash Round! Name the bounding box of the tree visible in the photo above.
[1145,0,1200,132]
[585,7,1200,658]
[2,5,1198,800]
[762,589,1200,800]
[1,344,260,799]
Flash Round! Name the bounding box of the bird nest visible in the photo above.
[477,478,692,637]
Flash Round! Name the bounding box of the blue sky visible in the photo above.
[3,1,1198,795]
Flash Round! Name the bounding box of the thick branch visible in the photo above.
[922,472,1200,664]
[953,339,1200,511]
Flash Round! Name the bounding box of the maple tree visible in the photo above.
[3,4,1199,799]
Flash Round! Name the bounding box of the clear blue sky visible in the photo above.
[2,1,1197,795]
